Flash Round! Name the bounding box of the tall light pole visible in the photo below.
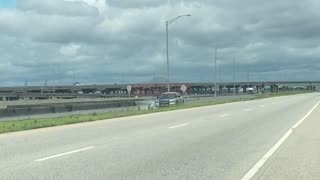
[166,14,191,92]
[247,69,250,87]
[219,63,221,83]
[214,43,239,97]
[214,47,218,97]
[233,58,236,95]
[72,67,75,84]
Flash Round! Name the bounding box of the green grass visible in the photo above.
[0,91,313,134]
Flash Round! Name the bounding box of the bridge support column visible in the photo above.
[197,87,200,94]
[271,85,279,93]
[256,86,260,93]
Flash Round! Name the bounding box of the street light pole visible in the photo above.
[247,70,250,86]
[233,58,236,95]
[166,22,170,92]
[166,14,191,92]
[214,43,239,96]
[214,47,217,97]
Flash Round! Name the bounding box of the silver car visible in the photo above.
[158,92,184,107]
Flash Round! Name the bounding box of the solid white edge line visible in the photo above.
[244,109,253,111]
[240,101,320,180]
[169,123,190,129]
[34,146,95,162]
[292,102,319,129]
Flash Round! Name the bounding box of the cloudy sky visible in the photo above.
[0,0,319,86]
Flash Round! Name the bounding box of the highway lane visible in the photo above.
[251,97,320,180]
[0,93,319,180]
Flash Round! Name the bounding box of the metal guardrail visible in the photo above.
[0,99,143,118]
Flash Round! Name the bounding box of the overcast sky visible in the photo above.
[0,0,319,86]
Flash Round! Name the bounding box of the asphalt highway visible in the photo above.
[0,93,319,180]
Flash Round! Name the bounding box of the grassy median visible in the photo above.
[0,91,312,134]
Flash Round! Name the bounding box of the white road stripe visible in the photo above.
[220,114,231,117]
[34,146,95,162]
[169,123,190,129]
[292,102,319,129]
[244,109,253,111]
[240,101,320,180]
[259,105,266,108]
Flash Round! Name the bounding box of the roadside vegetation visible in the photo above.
[0,91,312,134]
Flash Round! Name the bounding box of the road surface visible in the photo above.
[0,93,319,180]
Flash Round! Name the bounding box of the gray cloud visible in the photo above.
[17,0,99,16]
[106,0,163,8]
[0,0,319,86]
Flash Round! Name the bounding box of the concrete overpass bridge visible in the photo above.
[0,81,318,101]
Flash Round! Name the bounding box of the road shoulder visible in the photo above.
[252,103,320,180]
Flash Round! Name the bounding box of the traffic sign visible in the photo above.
[127,85,132,98]
[180,84,187,92]
[127,85,132,92]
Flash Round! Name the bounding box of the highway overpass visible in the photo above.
[0,81,318,101]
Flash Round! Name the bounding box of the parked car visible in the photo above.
[157,92,184,107]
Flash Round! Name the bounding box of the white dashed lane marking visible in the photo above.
[220,114,231,117]
[169,123,190,129]
[34,146,95,162]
